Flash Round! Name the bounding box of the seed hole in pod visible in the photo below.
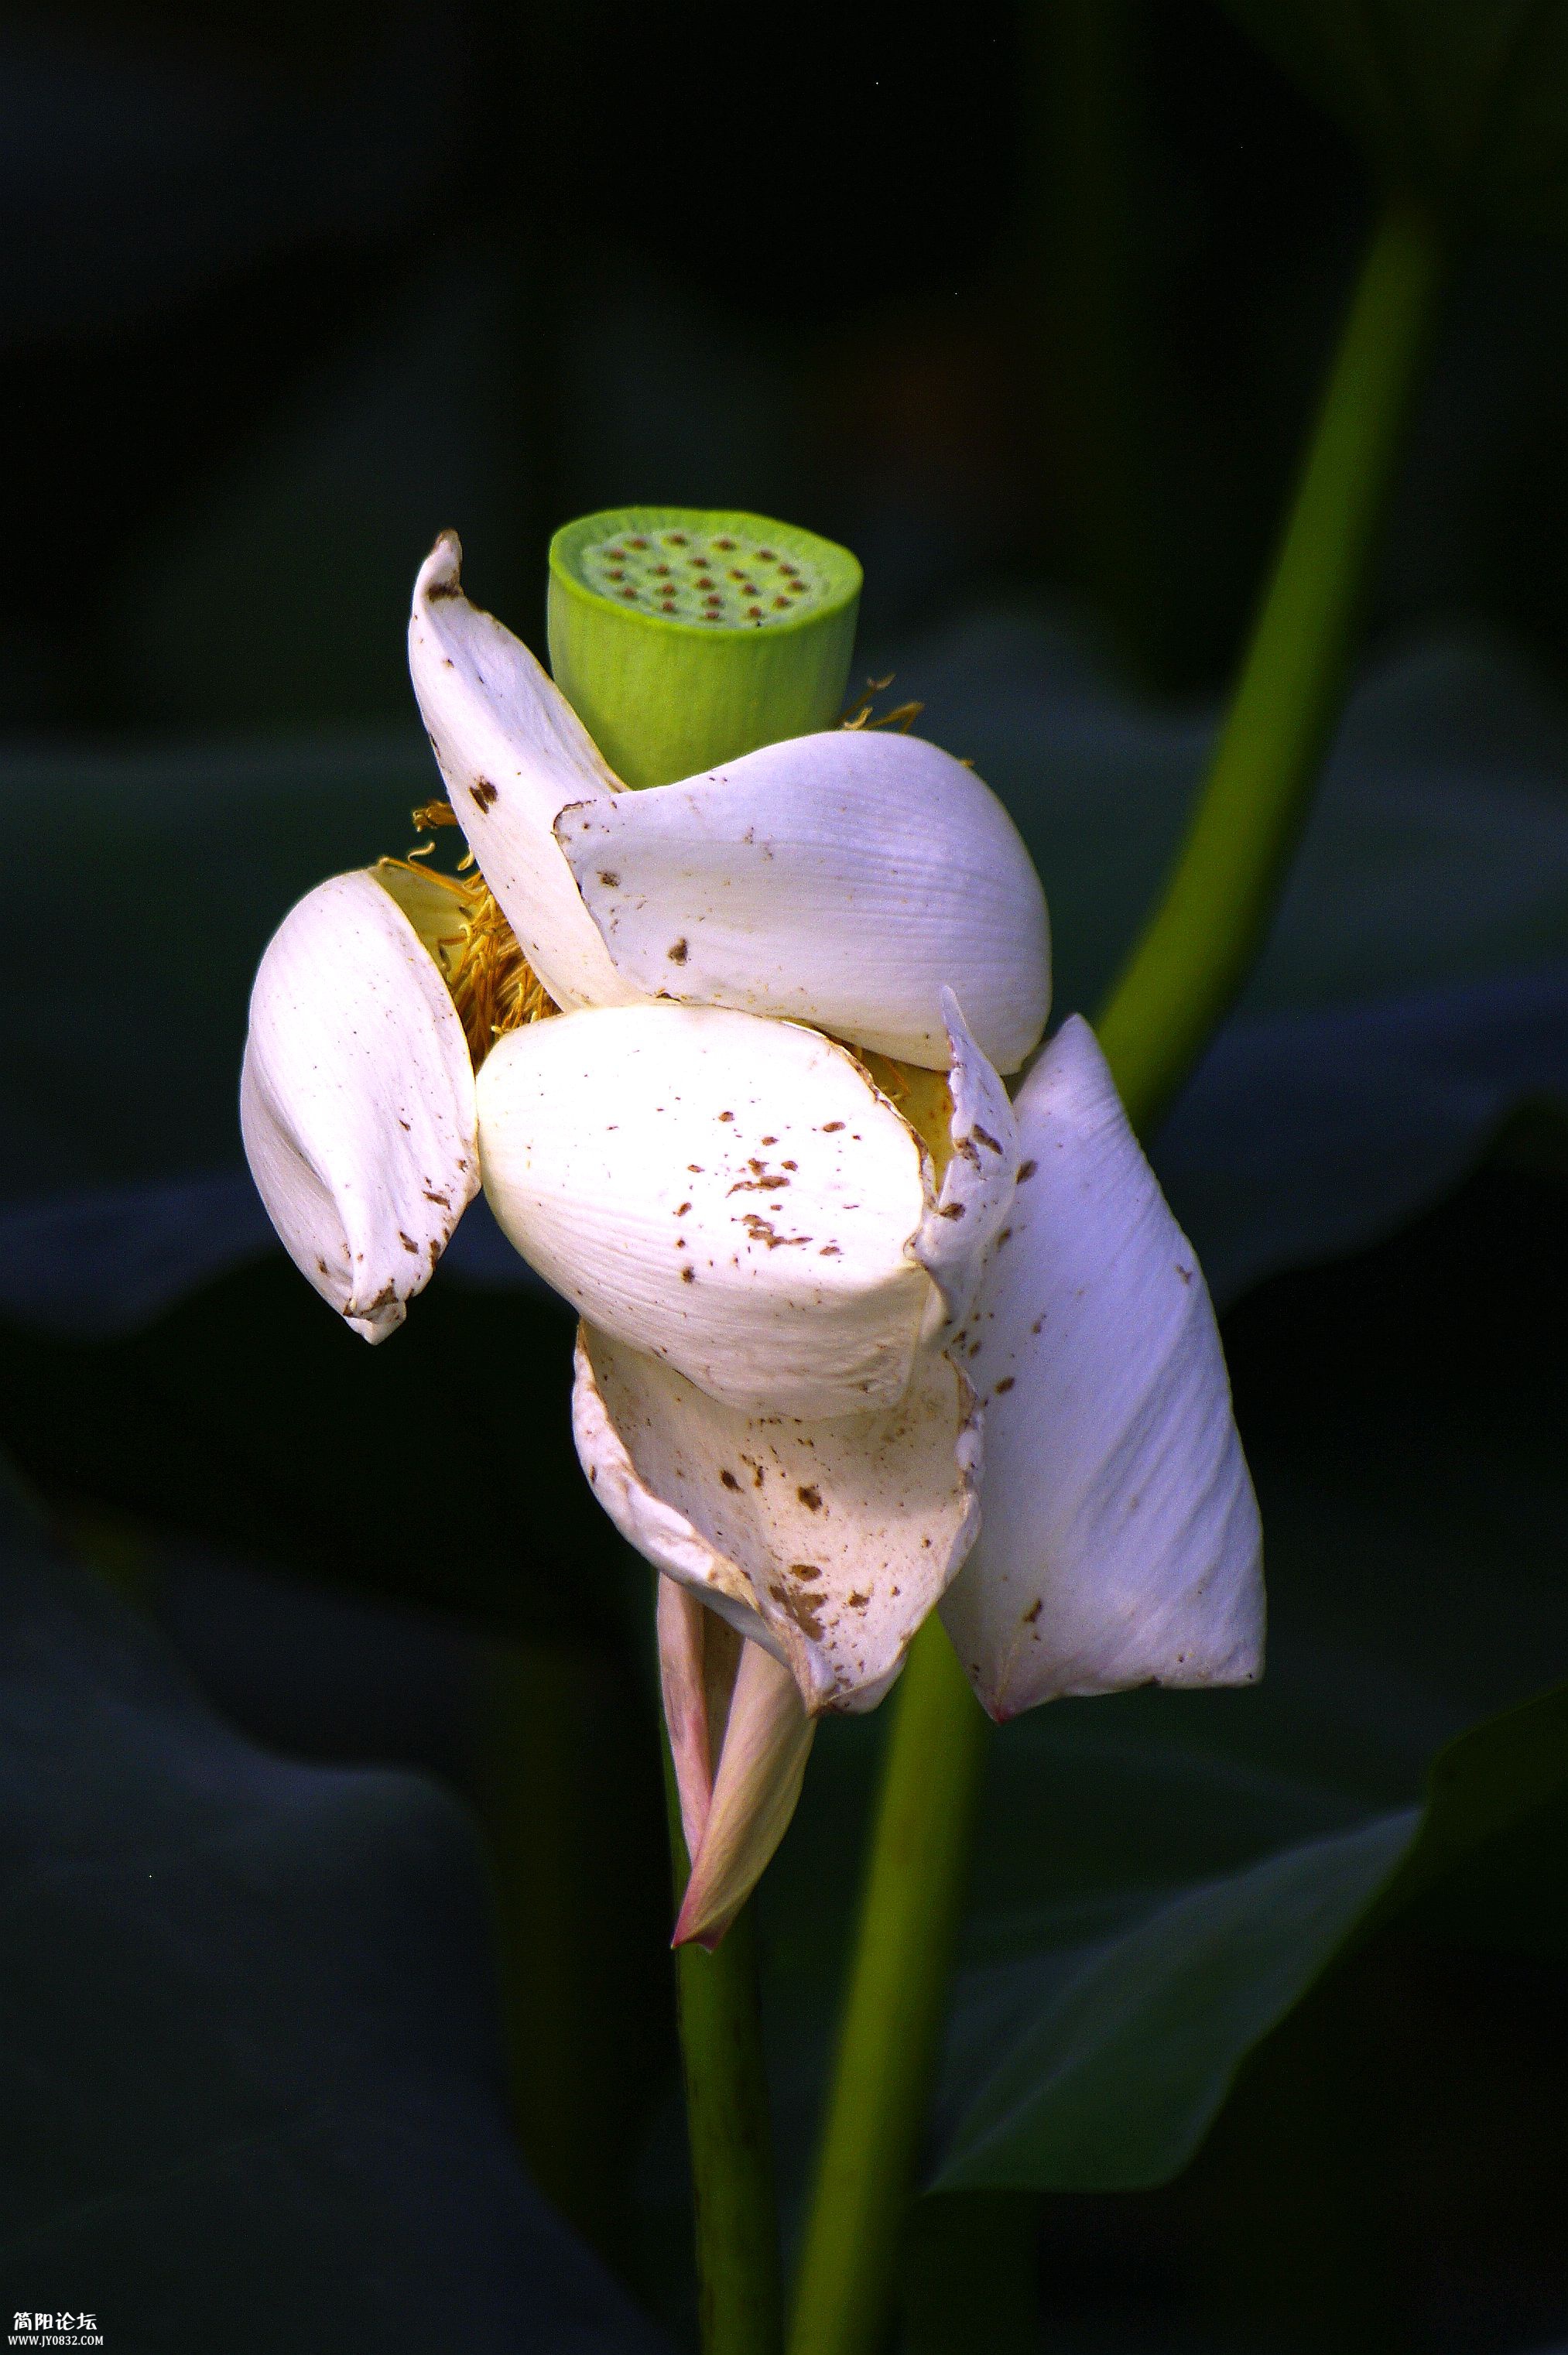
[576,521,835,628]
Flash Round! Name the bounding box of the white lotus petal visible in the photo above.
[574,1323,981,1713]
[478,1002,937,1418]
[911,988,1019,1340]
[940,1016,1264,1717]
[657,1579,815,1950]
[240,871,479,1341]
[408,532,641,1011]
[556,727,1050,1070]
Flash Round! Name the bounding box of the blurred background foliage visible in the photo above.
[5,2,1568,2349]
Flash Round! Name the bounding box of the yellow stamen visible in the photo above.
[838,674,924,734]
[375,801,558,1068]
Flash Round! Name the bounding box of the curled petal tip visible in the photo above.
[669,1632,816,1948]
[417,529,464,595]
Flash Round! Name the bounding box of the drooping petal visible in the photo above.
[656,1573,740,1867]
[940,1015,1264,1717]
[656,1578,816,1950]
[240,871,480,1341]
[574,1323,981,1713]
[407,532,642,1011]
[555,727,1051,1071]
[478,1002,936,1419]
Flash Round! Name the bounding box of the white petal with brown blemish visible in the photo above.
[240,870,480,1341]
[478,1001,943,1419]
[555,729,1050,1071]
[656,1579,816,1950]
[940,1015,1265,1717]
[575,1323,981,1713]
[910,989,1020,1341]
[408,532,644,1011]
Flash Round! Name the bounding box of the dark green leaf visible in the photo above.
[0,1471,665,2350]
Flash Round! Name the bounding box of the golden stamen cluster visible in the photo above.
[389,801,557,1068]
[839,674,924,734]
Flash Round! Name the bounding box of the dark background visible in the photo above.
[5,4,1568,2350]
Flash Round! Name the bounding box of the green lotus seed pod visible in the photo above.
[547,505,862,789]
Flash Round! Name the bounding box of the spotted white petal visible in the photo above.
[576,1325,981,1714]
[657,1578,816,1950]
[407,532,641,1011]
[911,988,1020,1340]
[478,1001,942,1418]
[240,871,479,1341]
[940,1016,1264,1717]
[556,729,1050,1071]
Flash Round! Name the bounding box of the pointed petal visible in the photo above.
[556,727,1051,1071]
[478,1002,936,1418]
[656,1575,745,1868]
[573,1323,981,1713]
[407,532,642,1011]
[911,989,1019,1340]
[673,1629,816,1950]
[940,1016,1264,1717]
[240,871,479,1340]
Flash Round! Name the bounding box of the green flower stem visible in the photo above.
[1097,192,1447,1131]
[665,1753,785,2355]
[787,190,1446,2355]
[787,1620,990,2355]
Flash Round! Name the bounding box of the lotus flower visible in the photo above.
[241,529,1264,1944]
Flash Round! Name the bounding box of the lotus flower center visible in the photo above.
[579,526,830,628]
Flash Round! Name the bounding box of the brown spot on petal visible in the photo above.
[823,1120,844,1132]
[1022,1598,1043,1624]
[1018,1159,1038,1182]
[770,1581,825,1641]
[994,1376,1015,1395]
[668,939,689,964]
[597,870,620,888]
[721,1469,741,1490]
[470,778,499,812]
[796,1485,822,1511]
[973,1124,1003,1153]
[937,1201,967,1220]
[398,1232,419,1255]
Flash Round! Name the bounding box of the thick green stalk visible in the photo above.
[1097,193,1446,1131]
[666,1755,785,2355]
[786,1623,989,2355]
[788,192,1446,2355]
